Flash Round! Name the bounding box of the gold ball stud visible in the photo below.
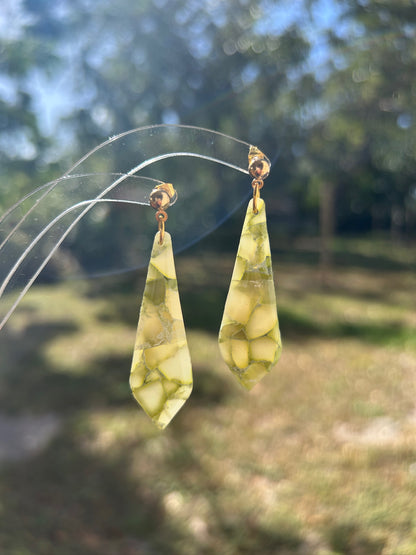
[248,146,271,180]
[149,183,178,211]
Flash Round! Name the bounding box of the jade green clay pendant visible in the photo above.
[219,198,282,389]
[130,231,192,428]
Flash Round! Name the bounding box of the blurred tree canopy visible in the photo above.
[299,0,416,236]
[0,0,415,275]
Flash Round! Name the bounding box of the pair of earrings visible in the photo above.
[129,147,282,429]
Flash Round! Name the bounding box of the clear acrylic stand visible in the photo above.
[0,124,268,330]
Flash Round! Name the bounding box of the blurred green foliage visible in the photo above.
[0,0,415,277]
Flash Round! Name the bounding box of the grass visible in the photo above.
[0,236,415,554]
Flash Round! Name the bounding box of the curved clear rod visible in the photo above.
[0,172,162,288]
[1,125,251,249]
[0,174,163,327]
[0,125,261,330]
[67,124,251,176]
[0,174,162,297]
[1,125,254,293]
[0,173,152,250]
[0,197,147,330]
[0,174,115,227]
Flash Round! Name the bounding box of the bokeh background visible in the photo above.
[0,1,416,553]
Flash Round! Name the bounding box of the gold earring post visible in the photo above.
[149,183,177,244]
[248,146,271,214]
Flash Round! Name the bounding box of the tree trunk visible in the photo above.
[390,204,404,242]
[319,182,335,287]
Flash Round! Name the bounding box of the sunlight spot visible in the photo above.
[352,66,370,83]
[91,105,113,130]
[398,352,416,370]
[162,109,180,125]
[223,39,237,55]
[333,417,401,446]
[397,113,413,129]
[163,491,184,514]
[224,468,241,487]
[408,462,416,476]
[189,516,209,542]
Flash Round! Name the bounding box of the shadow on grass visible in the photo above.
[0,425,175,554]
[1,320,79,370]
[0,322,236,416]
[279,307,415,347]
[270,236,416,273]
[218,516,303,555]
[328,521,385,555]
[190,364,236,406]
[333,250,416,272]
[0,350,133,414]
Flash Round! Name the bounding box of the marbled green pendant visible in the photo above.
[130,231,192,428]
[219,198,282,389]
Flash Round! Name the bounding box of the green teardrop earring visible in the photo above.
[129,183,193,429]
[218,147,282,389]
